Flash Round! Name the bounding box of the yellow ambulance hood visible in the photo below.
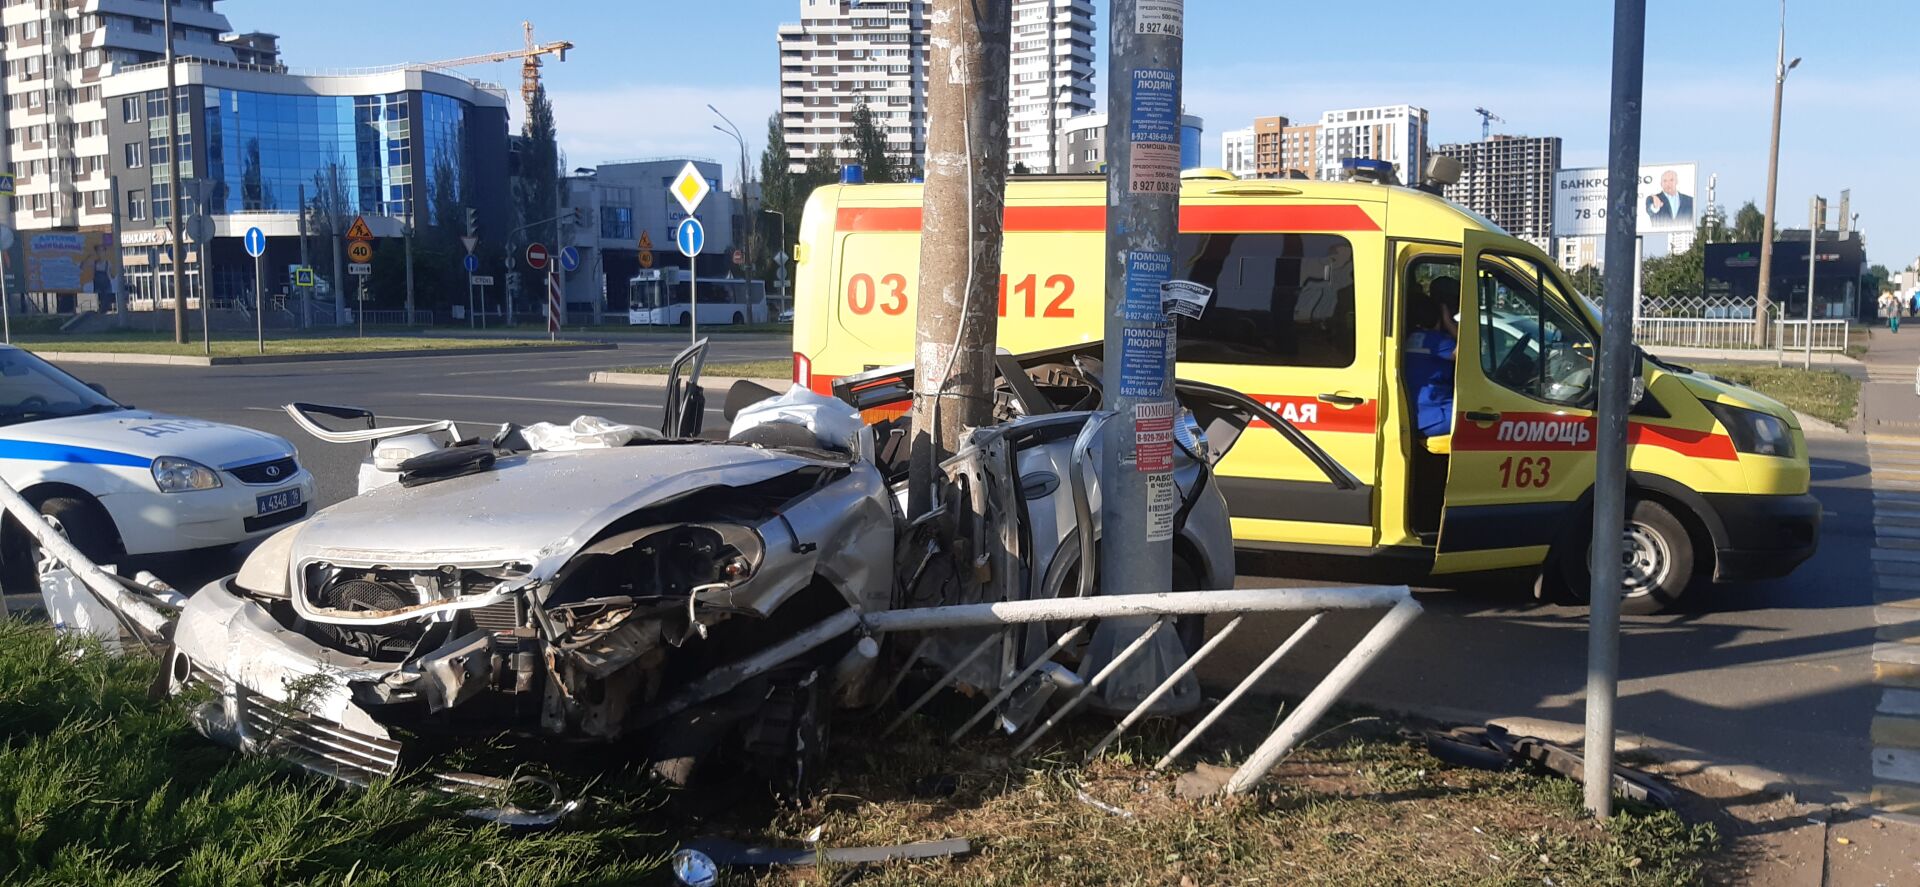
[1669,368,1801,430]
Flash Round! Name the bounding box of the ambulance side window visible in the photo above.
[1475,255,1597,406]
[1172,233,1356,368]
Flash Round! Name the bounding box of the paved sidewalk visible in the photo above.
[1854,328,1920,826]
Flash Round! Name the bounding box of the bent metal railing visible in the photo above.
[648,585,1421,796]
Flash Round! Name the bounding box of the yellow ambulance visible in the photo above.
[789,170,1818,612]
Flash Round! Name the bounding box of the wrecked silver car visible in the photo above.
[164,342,1349,801]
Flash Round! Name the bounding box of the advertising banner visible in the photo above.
[24,231,111,294]
[1553,163,1698,238]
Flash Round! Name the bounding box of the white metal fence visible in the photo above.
[1632,317,1850,352]
[1631,295,1853,352]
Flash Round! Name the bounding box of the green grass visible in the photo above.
[610,359,792,379]
[0,619,1724,885]
[0,620,669,884]
[14,332,580,357]
[1701,363,1860,427]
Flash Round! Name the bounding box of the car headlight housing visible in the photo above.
[1701,401,1794,458]
[152,456,223,492]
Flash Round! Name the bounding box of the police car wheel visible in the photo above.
[3,496,119,595]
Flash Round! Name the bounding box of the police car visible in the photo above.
[0,345,313,588]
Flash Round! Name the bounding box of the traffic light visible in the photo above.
[572,206,586,228]
[465,208,477,239]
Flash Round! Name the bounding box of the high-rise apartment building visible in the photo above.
[776,0,1094,174]
[1,0,248,232]
[1433,134,1561,249]
[1315,104,1428,184]
[1219,116,1321,180]
[1008,0,1094,172]
[1221,126,1254,178]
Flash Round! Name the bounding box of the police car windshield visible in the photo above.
[0,349,123,426]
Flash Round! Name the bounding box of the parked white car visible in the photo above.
[0,345,313,588]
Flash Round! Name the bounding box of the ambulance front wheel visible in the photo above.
[1557,499,1695,615]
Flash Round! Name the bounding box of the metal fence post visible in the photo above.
[1586,0,1647,820]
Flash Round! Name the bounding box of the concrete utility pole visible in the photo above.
[163,1,186,344]
[109,174,126,328]
[907,0,1013,518]
[1096,0,1185,610]
[1586,0,1646,820]
[1753,0,1798,346]
[1805,194,1822,370]
[403,211,415,325]
[297,183,310,328]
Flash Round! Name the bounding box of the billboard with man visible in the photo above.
[1553,163,1699,238]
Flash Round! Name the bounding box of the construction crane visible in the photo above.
[417,21,574,114]
[1474,107,1505,141]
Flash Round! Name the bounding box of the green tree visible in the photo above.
[517,84,559,252]
[1732,201,1769,242]
[842,101,897,183]
[1570,264,1604,303]
[755,114,797,286]
[1867,263,1894,295]
[1642,238,1705,301]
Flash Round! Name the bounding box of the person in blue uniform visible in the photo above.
[1405,277,1460,438]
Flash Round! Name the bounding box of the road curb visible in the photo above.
[35,342,615,367]
[588,371,790,390]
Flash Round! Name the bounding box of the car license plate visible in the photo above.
[256,487,302,517]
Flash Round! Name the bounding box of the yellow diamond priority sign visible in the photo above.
[670,162,711,216]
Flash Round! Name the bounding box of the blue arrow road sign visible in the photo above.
[463,253,479,273]
[243,227,267,258]
[559,245,580,272]
[675,218,705,258]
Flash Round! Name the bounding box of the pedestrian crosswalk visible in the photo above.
[1869,432,1920,813]
[1868,365,1915,385]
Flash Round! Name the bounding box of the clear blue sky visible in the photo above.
[226,0,1917,267]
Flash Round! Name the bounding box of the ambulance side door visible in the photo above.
[1173,226,1382,550]
[1434,231,1600,573]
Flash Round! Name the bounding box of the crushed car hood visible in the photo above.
[292,443,844,574]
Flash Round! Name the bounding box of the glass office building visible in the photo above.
[104,64,510,309]
[204,90,421,219]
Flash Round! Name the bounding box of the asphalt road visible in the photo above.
[46,341,1878,803]
[57,334,788,509]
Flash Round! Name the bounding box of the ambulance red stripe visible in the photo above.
[835,204,1381,234]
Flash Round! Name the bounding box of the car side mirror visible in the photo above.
[86,382,108,397]
[1629,351,1647,407]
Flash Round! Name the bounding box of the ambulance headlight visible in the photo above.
[152,456,223,492]
[1701,402,1793,459]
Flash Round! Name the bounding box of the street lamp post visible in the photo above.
[1753,0,1800,346]
[708,105,753,280]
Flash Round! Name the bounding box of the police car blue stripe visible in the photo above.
[0,439,149,468]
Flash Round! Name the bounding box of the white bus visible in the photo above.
[627,268,769,326]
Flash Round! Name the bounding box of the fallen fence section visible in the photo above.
[649,585,1422,796]
[0,475,179,646]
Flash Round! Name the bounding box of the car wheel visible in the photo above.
[1558,499,1694,615]
[3,495,120,596]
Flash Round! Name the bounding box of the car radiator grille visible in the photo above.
[236,689,402,784]
[229,457,299,485]
[184,667,401,784]
[469,599,521,634]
